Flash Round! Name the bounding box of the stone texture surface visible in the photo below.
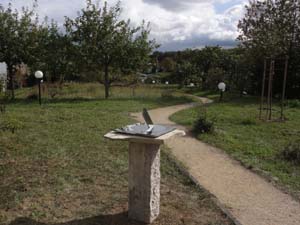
[128,142,160,223]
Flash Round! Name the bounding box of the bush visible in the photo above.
[281,140,300,165]
[287,99,300,108]
[241,117,257,125]
[193,115,214,134]
[0,118,24,133]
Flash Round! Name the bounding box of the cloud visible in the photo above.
[143,0,207,12]
[0,0,246,51]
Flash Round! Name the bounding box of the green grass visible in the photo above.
[171,91,300,198]
[0,83,232,225]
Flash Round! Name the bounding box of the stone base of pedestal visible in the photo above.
[128,142,160,223]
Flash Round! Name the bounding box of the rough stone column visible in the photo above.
[128,142,160,223]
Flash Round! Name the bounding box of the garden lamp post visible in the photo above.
[218,82,226,102]
[35,71,43,105]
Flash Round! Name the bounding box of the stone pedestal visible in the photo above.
[104,129,184,223]
[128,142,160,223]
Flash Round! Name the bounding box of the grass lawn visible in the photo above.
[0,83,233,225]
[171,90,300,199]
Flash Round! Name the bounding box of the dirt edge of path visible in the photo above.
[131,95,300,225]
[174,96,300,203]
[164,150,242,225]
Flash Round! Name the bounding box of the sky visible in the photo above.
[0,0,248,51]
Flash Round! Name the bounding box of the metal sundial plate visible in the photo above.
[115,123,176,138]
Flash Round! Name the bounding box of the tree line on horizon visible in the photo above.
[0,0,299,99]
[153,0,300,99]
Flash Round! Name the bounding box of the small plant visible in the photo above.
[0,117,24,133]
[241,117,257,125]
[281,140,300,165]
[192,108,214,134]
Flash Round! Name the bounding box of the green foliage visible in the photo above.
[238,0,300,98]
[192,107,215,134]
[193,115,214,134]
[160,57,176,72]
[0,2,37,98]
[65,0,157,98]
[31,21,76,83]
[0,116,24,133]
[240,117,257,126]
[281,140,300,165]
[238,0,299,58]
[153,47,254,95]
[206,67,225,90]
[287,99,300,108]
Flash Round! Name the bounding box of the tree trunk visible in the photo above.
[104,64,109,99]
[8,64,15,100]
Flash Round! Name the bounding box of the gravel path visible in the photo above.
[131,97,300,225]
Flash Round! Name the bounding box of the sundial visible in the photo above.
[104,108,185,223]
[114,108,176,138]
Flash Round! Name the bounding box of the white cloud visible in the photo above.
[0,0,247,50]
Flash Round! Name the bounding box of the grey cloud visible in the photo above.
[143,0,207,11]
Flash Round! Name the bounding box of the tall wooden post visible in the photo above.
[266,60,273,120]
[260,59,267,119]
[268,61,274,121]
[281,56,289,120]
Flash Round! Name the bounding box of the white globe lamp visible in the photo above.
[218,82,226,102]
[35,70,44,79]
[34,70,44,105]
[218,82,226,92]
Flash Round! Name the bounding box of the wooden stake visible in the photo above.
[266,60,273,120]
[281,56,289,120]
[260,59,267,119]
[269,60,275,121]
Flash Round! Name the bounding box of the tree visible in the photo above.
[238,0,299,57]
[30,20,76,84]
[238,0,300,97]
[192,46,223,89]
[160,57,176,72]
[65,0,157,99]
[0,3,37,99]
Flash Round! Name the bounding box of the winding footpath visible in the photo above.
[131,97,300,225]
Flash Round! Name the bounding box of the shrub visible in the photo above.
[281,140,300,165]
[241,117,257,125]
[287,99,300,108]
[193,115,214,134]
[0,118,24,133]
